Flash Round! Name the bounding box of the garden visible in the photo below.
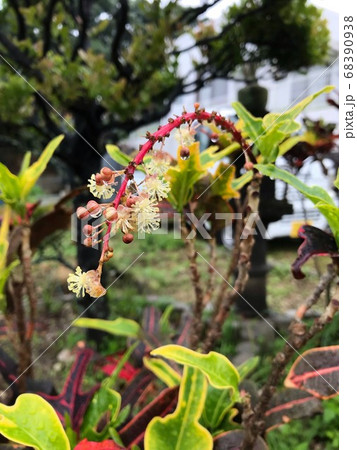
[0,1,339,449]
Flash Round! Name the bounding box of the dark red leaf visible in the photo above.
[119,386,179,448]
[174,316,192,347]
[291,225,338,279]
[285,346,339,399]
[141,306,163,348]
[264,388,322,431]
[41,349,99,431]
[120,368,154,409]
[214,430,268,450]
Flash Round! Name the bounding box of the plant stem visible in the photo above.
[98,108,253,266]
[202,174,262,352]
[203,236,217,307]
[180,216,205,349]
[21,226,37,341]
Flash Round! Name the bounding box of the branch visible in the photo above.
[174,0,222,28]
[202,174,262,352]
[9,0,27,40]
[172,2,270,55]
[111,0,129,73]
[0,32,42,78]
[42,0,59,56]
[203,236,217,307]
[21,226,37,342]
[180,216,205,349]
[71,0,92,60]
[242,275,339,449]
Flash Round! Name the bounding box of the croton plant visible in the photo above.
[0,86,338,449]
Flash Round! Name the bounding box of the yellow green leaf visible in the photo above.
[74,317,141,337]
[151,345,240,401]
[255,164,338,244]
[0,394,70,450]
[231,171,253,191]
[145,366,212,450]
[20,134,64,199]
[211,163,239,200]
[200,143,239,170]
[166,142,205,211]
[262,86,334,134]
[144,356,181,387]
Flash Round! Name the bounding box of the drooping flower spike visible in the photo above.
[69,104,254,298]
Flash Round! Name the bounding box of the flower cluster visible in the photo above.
[67,266,106,298]
[68,152,171,298]
[67,104,247,300]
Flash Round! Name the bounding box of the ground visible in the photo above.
[0,230,333,392]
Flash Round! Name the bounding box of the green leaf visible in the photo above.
[18,151,32,177]
[0,163,22,207]
[20,135,64,200]
[278,136,304,157]
[0,393,70,450]
[151,345,240,401]
[106,144,131,166]
[201,385,234,430]
[262,86,334,134]
[315,202,339,243]
[231,171,253,191]
[237,356,260,381]
[166,142,205,212]
[256,121,290,161]
[200,143,239,170]
[80,386,121,441]
[73,317,140,337]
[0,260,19,308]
[144,356,181,387]
[211,163,240,200]
[231,102,264,142]
[145,366,212,450]
[334,170,339,190]
[106,144,145,172]
[255,164,338,243]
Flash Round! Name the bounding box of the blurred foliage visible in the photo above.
[0,0,331,184]
[200,0,330,81]
[266,396,339,449]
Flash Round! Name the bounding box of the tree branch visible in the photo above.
[172,2,270,55]
[9,0,27,40]
[111,0,129,73]
[42,0,59,56]
[72,0,92,60]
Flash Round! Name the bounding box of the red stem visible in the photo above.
[99,109,253,263]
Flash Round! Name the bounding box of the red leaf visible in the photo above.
[99,354,140,381]
[74,438,123,449]
[285,346,339,399]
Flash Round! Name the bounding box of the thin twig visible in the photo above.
[180,216,205,349]
[203,174,262,351]
[242,280,339,449]
[203,236,217,306]
[21,226,37,342]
